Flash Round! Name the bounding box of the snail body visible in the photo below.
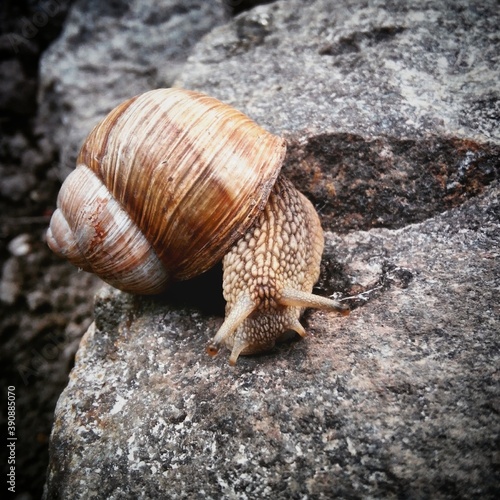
[47,88,348,365]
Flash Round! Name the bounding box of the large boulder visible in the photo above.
[37,0,227,180]
[44,0,499,498]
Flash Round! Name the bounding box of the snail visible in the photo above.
[47,88,349,365]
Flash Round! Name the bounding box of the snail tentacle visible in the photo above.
[280,288,349,314]
[285,318,307,338]
[206,294,255,357]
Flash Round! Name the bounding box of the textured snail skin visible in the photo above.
[46,88,349,365]
[206,176,348,366]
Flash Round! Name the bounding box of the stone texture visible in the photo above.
[176,0,499,233]
[37,0,227,179]
[283,134,498,232]
[176,0,498,143]
[44,0,499,498]
[45,183,499,499]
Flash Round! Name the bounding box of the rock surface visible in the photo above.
[44,0,499,498]
[37,0,227,179]
[45,185,499,499]
[177,0,498,143]
[176,0,499,234]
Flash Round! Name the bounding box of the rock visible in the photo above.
[176,0,499,232]
[0,257,22,304]
[7,233,32,257]
[44,0,500,498]
[177,0,498,144]
[0,170,37,202]
[36,0,227,180]
[0,3,94,499]
[44,184,499,499]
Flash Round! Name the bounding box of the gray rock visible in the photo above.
[176,0,499,144]
[37,0,227,179]
[7,233,32,257]
[0,257,22,304]
[176,0,499,233]
[0,170,37,202]
[44,0,500,498]
[44,184,499,499]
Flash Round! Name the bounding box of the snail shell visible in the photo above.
[47,88,286,293]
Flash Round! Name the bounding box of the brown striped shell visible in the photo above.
[46,88,286,294]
